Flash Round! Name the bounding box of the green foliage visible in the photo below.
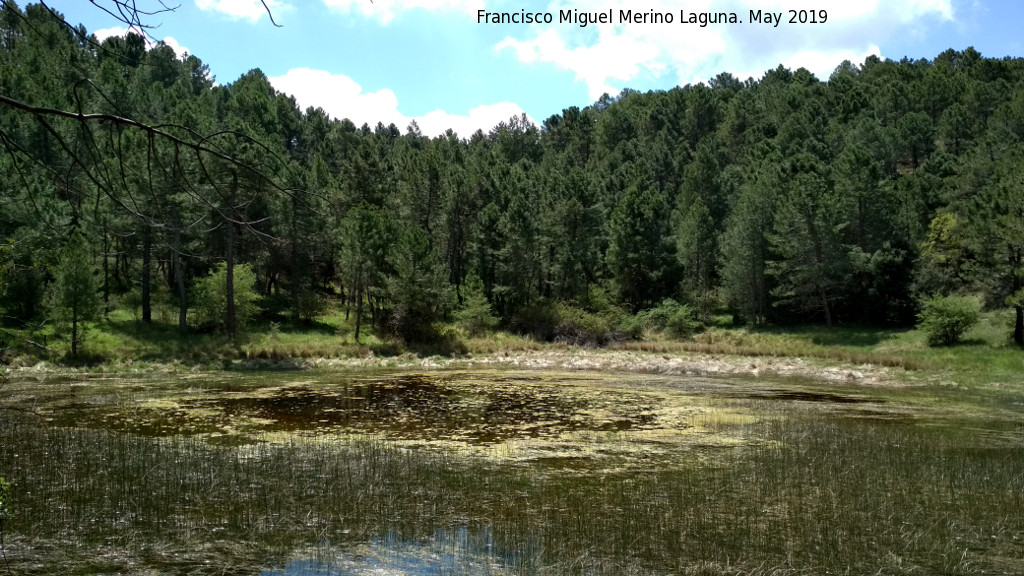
[337,203,390,342]
[552,302,627,346]
[507,299,558,341]
[120,288,144,322]
[384,226,452,343]
[769,156,851,326]
[720,170,775,326]
[674,192,717,295]
[606,185,675,309]
[624,299,703,340]
[292,290,327,324]
[665,305,701,339]
[0,476,11,522]
[5,10,1024,362]
[192,263,261,333]
[493,169,542,314]
[915,213,972,297]
[917,295,981,346]
[0,243,9,292]
[455,275,499,336]
[45,231,102,357]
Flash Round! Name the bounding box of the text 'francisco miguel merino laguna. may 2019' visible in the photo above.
[476,9,828,28]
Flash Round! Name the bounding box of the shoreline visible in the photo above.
[4,346,906,388]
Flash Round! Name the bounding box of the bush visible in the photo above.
[625,299,703,340]
[454,276,499,336]
[917,295,981,346]
[553,303,616,346]
[507,299,558,341]
[293,289,327,323]
[120,289,143,321]
[665,304,701,339]
[191,263,261,333]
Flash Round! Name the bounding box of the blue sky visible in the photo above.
[45,0,1024,137]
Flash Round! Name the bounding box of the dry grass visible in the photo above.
[614,330,933,371]
[9,307,1022,390]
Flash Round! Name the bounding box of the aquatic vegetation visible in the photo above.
[0,369,1021,575]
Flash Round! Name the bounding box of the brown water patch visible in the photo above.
[737,389,877,404]
[181,374,659,444]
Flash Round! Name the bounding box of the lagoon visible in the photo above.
[1,368,1021,574]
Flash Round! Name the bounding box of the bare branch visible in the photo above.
[0,93,299,204]
[260,1,283,27]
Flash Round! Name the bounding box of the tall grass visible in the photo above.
[8,304,1023,394]
[2,403,1021,575]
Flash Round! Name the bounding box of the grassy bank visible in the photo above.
[2,307,1021,389]
[618,308,1024,388]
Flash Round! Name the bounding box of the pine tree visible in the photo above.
[606,185,675,310]
[45,230,101,358]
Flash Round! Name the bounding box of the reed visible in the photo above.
[2,380,1021,575]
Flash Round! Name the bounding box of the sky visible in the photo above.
[42,0,1024,138]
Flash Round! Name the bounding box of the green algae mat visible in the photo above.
[1,368,1022,574]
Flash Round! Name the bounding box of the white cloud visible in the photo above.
[160,36,191,58]
[195,0,290,23]
[93,26,130,42]
[417,102,531,138]
[322,0,476,25]
[268,68,530,138]
[498,0,954,99]
[92,27,191,59]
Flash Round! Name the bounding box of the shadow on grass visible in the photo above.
[403,338,468,358]
[97,317,474,366]
[755,324,900,347]
[99,318,251,364]
[275,319,339,336]
[947,337,989,347]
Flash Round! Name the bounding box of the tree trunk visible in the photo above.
[354,285,363,344]
[173,228,188,335]
[369,294,376,327]
[226,218,236,338]
[142,228,152,323]
[1014,305,1023,347]
[102,227,110,316]
[820,286,833,327]
[71,308,78,358]
[225,175,237,337]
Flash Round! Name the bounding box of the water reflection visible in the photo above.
[3,370,1023,575]
[265,527,509,576]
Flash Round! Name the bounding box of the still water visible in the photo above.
[1,369,1022,575]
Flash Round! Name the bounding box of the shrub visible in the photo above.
[191,263,261,333]
[626,299,704,340]
[455,276,499,336]
[293,289,327,323]
[917,295,980,346]
[507,299,558,341]
[665,304,701,339]
[553,303,613,346]
[120,289,143,321]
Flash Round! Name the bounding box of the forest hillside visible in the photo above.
[1,1,1023,358]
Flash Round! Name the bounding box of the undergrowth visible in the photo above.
[2,306,1021,387]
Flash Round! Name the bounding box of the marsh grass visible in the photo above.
[12,308,398,366]
[615,311,1024,386]
[8,304,1023,393]
[1,388,1021,576]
